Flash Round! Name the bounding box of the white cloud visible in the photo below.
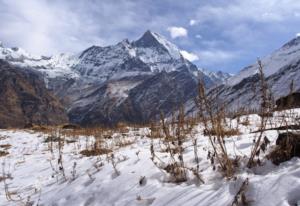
[198,49,237,65]
[195,34,202,39]
[296,33,300,37]
[167,27,188,39]
[180,50,199,62]
[189,19,196,26]
[0,0,182,55]
[193,0,300,25]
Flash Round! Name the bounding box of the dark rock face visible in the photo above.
[269,132,300,165]
[0,60,68,128]
[276,92,300,110]
[68,70,199,126]
[119,70,198,124]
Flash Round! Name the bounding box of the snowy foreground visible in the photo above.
[0,110,300,206]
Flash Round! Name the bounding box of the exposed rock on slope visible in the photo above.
[0,60,68,128]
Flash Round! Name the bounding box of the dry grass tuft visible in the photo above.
[0,144,11,149]
[80,148,112,157]
[204,128,241,137]
[0,150,9,157]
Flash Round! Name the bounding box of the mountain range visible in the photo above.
[0,30,299,127]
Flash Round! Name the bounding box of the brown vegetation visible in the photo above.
[80,148,112,157]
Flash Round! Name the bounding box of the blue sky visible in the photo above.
[1,0,300,73]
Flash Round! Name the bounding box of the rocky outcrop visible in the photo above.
[276,92,300,110]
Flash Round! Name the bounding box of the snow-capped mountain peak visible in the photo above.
[134,30,181,60]
[282,36,300,49]
[199,68,233,84]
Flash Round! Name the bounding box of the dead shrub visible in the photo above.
[65,139,77,144]
[196,77,235,178]
[115,139,135,148]
[232,178,249,206]
[0,144,11,149]
[0,150,9,157]
[150,107,204,184]
[247,59,274,168]
[61,124,81,130]
[240,118,250,126]
[164,163,187,183]
[44,135,60,143]
[29,125,48,132]
[204,128,240,137]
[148,122,163,139]
[80,148,112,157]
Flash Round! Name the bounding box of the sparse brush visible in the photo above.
[149,107,204,184]
[80,148,112,157]
[204,128,240,137]
[71,162,77,181]
[148,121,163,139]
[57,130,66,181]
[247,59,274,168]
[109,153,120,176]
[232,178,249,206]
[240,117,250,126]
[196,77,235,178]
[0,150,9,157]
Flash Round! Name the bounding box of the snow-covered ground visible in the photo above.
[0,110,300,206]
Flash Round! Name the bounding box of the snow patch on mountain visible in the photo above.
[107,80,142,99]
[0,44,80,79]
[200,68,233,84]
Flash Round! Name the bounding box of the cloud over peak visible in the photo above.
[180,50,199,62]
[167,27,188,39]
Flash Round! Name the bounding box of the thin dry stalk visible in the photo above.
[196,78,234,178]
[248,59,272,168]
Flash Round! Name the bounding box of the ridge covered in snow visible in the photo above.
[0,31,226,83]
[0,43,79,79]
[228,36,300,86]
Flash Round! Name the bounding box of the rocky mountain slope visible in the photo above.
[0,31,230,126]
[194,36,300,113]
[0,60,68,128]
